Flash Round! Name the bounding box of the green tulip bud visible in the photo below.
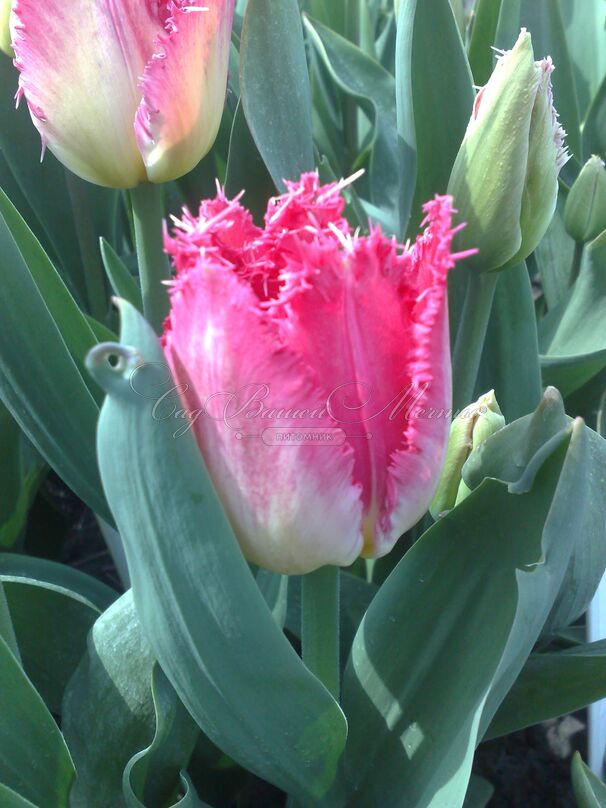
[430,390,505,518]
[0,0,13,57]
[564,156,606,244]
[448,30,569,273]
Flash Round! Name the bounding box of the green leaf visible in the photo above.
[468,0,503,85]
[409,0,474,232]
[240,0,314,190]
[477,263,542,421]
[539,232,606,396]
[0,553,117,612]
[0,635,74,807]
[341,406,585,806]
[0,190,110,521]
[2,577,100,715]
[486,640,606,740]
[100,239,143,313]
[572,752,606,807]
[62,592,156,808]
[583,75,606,160]
[0,188,101,400]
[225,100,277,225]
[87,301,348,806]
[496,0,582,159]
[464,386,606,639]
[123,666,203,808]
[534,193,576,310]
[0,783,39,808]
[395,0,419,233]
[559,0,606,118]
[0,58,86,301]
[0,403,45,548]
[0,580,19,663]
[305,17,400,234]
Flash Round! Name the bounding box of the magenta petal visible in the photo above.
[163,261,363,575]
[11,0,166,186]
[135,0,235,184]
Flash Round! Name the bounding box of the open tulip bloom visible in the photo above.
[10,0,235,186]
[2,2,606,806]
[163,173,473,573]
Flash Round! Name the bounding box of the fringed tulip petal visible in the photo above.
[136,1,234,184]
[10,0,167,186]
[11,0,233,187]
[163,256,364,575]
[164,174,468,574]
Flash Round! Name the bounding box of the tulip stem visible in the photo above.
[130,183,170,334]
[452,270,499,412]
[301,566,340,699]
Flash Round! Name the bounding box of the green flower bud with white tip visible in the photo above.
[448,29,569,273]
[430,390,505,518]
[564,156,606,244]
[0,0,12,57]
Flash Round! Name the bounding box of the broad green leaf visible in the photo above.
[87,301,348,806]
[0,58,85,301]
[0,192,110,521]
[477,263,542,421]
[395,0,419,234]
[464,387,606,641]
[0,553,117,612]
[305,17,400,234]
[0,580,19,662]
[583,75,606,160]
[559,0,606,117]
[539,232,606,396]
[225,100,276,225]
[240,0,314,190]
[0,188,101,400]
[100,239,143,313]
[572,752,606,807]
[468,0,503,85]
[63,592,156,808]
[0,635,74,807]
[0,783,38,808]
[256,569,289,630]
[304,0,346,36]
[409,0,474,232]
[0,403,45,548]
[2,577,100,715]
[496,0,582,159]
[341,408,584,807]
[486,640,606,740]
[534,193,576,310]
[124,666,203,808]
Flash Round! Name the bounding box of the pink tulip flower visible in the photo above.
[10,0,234,187]
[163,174,473,574]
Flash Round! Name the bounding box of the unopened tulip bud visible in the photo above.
[11,1,234,188]
[448,30,569,272]
[0,0,12,56]
[430,390,505,518]
[564,156,606,244]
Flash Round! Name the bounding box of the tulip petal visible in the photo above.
[163,258,363,575]
[10,0,165,187]
[136,0,234,184]
[265,196,457,557]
